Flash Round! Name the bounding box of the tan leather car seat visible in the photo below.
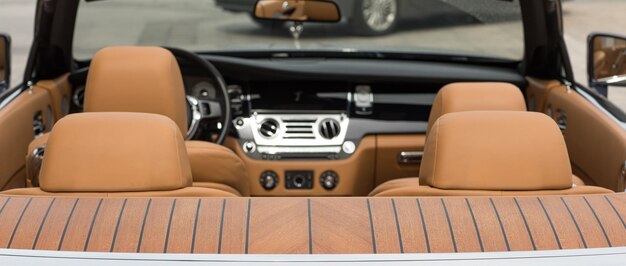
[373,111,612,197]
[371,82,529,196]
[27,46,249,196]
[5,113,237,197]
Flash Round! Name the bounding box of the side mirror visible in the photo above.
[588,33,626,96]
[0,33,10,92]
[253,0,341,23]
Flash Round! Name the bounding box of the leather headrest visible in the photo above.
[39,112,192,192]
[420,111,573,191]
[84,46,188,136]
[428,82,526,134]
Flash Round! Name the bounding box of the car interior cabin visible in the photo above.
[0,0,624,263]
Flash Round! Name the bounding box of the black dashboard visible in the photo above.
[69,55,526,160]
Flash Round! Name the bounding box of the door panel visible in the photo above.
[0,87,55,190]
[34,74,72,121]
[526,77,562,112]
[375,134,425,186]
[529,78,626,191]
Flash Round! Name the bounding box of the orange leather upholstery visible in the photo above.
[426,82,526,134]
[186,141,249,196]
[26,46,249,196]
[372,82,527,195]
[5,113,236,197]
[422,111,572,190]
[373,111,612,197]
[84,46,189,135]
[369,175,588,197]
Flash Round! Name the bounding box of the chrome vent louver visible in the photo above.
[283,119,316,139]
[259,119,280,138]
[319,119,341,139]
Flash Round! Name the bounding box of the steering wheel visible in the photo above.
[164,47,232,145]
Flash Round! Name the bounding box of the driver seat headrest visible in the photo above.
[84,46,188,135]
[39,112,192,193]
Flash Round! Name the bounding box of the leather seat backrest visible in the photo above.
[419,111,573,191]
[84,46,188,136]
[427,82,526,134]
[39,112,192,193]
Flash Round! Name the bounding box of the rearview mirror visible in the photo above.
[588,33,626,95]
[0,33,10,92]
[253,0,341,23]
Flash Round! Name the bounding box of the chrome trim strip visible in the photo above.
[257,146,342,154]
[1,247,626,265]
[186,96,202,139]
[0,88,21,109]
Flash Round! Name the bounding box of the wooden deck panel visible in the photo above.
[0,194,623,254]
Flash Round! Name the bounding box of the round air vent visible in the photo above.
[259,119,280,138]
[319,119,341,139]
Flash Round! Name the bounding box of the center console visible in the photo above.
[229,81,375,194]
[226,81,428,196]
[233,82,361,160]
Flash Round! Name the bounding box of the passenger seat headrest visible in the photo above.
[428,82,526,134]
[39,113,192,192]
[84,46,189,136]
[420,111,573,191]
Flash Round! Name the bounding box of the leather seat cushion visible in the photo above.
[369,176,588,196]
[186,140,250,196]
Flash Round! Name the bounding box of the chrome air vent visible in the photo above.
[319,119,341,139]
[259,119,280,138]
[283,119,316,139]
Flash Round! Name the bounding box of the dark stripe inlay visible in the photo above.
[217,199,226,254]
[604,196,625,228]
[83,198,104,251]
[537,198,562,249]
[489,198,510,251]
[109,198,127,252]
[366,199,377,254]
[513,198,536,250]
[163,199,177,253]
[244,199,251,254]
[440,199,457,252]
[0,197,12,216]
[391,199,404,253]
[416,199,430,253]
[560,197,587,248]
[583,197,612,247]
[465,199,484,252]
[135,199,153,252]
[190,199,201,254]
[7,197,33,248]
[32,198,56,250]
[57,198,79,251]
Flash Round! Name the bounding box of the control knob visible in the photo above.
[260,171,279,190]
[320,171,339,190]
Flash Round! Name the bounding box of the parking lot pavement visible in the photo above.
[0,0,624,110]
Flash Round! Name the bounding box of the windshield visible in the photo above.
[73,0,524,61]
